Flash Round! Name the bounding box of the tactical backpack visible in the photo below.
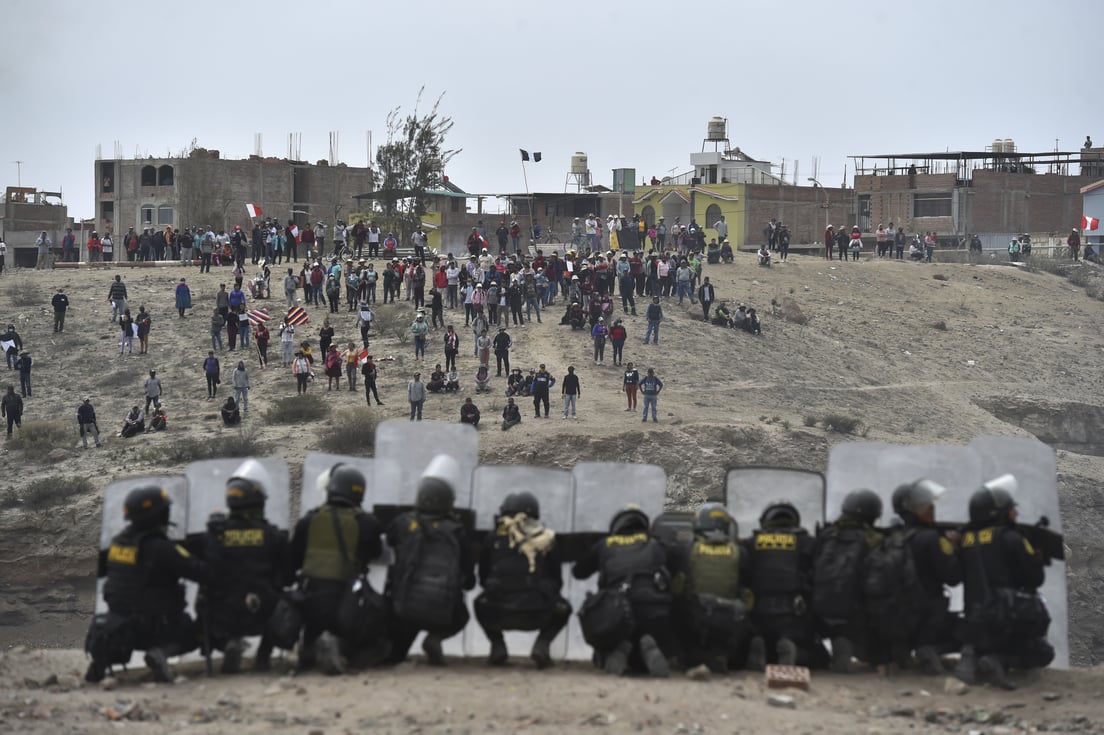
[390,516,463,629]
[811,525,873,621]
[862,528,923,619]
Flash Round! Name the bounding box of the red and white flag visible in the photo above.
[357,348,371,366]
[290,225,300,239]
[246,203,263,218]
[1083,215,1100,232]
[285,306,309,326]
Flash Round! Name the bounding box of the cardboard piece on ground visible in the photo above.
[725,467,826,536]
[462,466,574,660]
[565,462,667,661]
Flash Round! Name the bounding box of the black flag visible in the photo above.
[533,152,542,162]
[520,149,529,161]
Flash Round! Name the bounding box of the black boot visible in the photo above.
[979,654,1016,690]
[530,638,553,670]
[955,644,977,685]
[488,637,508,667]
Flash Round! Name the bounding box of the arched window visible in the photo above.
[705,204,722,228]
[640,205,655,227]
[140,165,157,186]
[158,165,174,186]
[157,206,173,225]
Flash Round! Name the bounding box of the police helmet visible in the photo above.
[893,478,946,518]
[123,486,171,530]
[500,491,540,519]
[760,501,801,529]
[226,458,270,510]
[840,488,883,525]
[415,454,459,514]
[325,463,367,507]
[968,474,1018,524]
[609,504,650,535]
[693,502,736,541]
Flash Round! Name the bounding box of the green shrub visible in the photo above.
[265,395,330,424]
[140,428,265,464]
[16,476,95,511]
[318,411,377,455]
[803,415,818,428]
[823,413,864,435]
[9,420,70,451]
[98,367,142,389]
[7,282,42,306]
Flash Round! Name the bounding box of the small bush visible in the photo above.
[7,282,42,306]
[140,428,265,464]
[823,413,863,435]
[17,476,95,511]
[9,419,70,451]
[932,273,948,281]
[929,320,948,331]
[265,395,330,424]
[318,410,377,455]
[803,415,818,428]
[98,367,142,389]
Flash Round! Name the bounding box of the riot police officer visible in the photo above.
[195,460,292,673]
[86,486,206,683]
[744,502,824,669]
[385,455,475,666]
[291,463,384,674]
[473,491,571,669]
[886,479,962,674]
[812,488,883,673]
[573,504,673,677]
[955,474,1054,690]
[676,503,751,673]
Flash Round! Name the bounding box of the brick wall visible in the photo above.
[742,184,853,245]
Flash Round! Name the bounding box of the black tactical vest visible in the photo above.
[103,528,185,616]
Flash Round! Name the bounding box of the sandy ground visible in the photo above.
[2,249,1104,728]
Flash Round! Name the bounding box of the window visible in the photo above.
[704,204,722,228]
[450,197,460,213]
[140,165,157,186]
[157,206,173,225]
[913,192,952,218]
[157,165,174,186]
[141,206,154,227]
[641,205,655,226]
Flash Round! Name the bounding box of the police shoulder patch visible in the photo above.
[939,537,954,556]
[174,544,191,558]
[1023,538,1035,555]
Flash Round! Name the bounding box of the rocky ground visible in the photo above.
[2,248,1104,730]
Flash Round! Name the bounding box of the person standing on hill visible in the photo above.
[108,275,128,322]
[640,368,663,422]
[561,366,580,419]
[204,350,221,400]
[52,287,69,333]
[643,297,663,345]
[143,369,162,414]
[77,397,100,448]
[175,278,192,318]
[2,385,23,437]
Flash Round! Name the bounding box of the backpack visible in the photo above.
[390,516,463,629]
[862,527,923,619]
[811,525,872,620]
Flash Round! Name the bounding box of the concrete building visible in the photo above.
[95,148,373,238]
[0,187,72,267]
[851,145,1100,249]
[1081,179,1104,246]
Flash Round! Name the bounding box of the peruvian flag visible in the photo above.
[357,348,371,366]
[246,203,263,218]
[1083,215,1100,231]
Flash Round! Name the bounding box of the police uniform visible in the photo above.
[812,516,882,671]
[677,534,751,671]
[291,502,383,651]
[746,523,824,667]
[473,513,570,666]
[573,512,673,676]
[87,490,207,683]
[901,518,962,656]
[959,522,1053,670]
[384,509,475,663]
[197,509,292,670]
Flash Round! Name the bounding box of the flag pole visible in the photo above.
[520,156,532,256]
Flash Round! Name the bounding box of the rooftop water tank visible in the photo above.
[570,152,588,175]
[707,117,727,141]
[1004,138,1016,154]
[992,138,1004,154]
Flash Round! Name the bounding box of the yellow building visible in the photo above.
[632,183,744,247]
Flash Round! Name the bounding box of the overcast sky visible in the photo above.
[3,0,1100,220]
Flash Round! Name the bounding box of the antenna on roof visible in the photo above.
[254,133,263,157]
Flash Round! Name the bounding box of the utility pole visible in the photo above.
[13,161,23,187]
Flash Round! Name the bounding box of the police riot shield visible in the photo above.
[565,462,667,661]
[95,476,188,615]
[373,419,479,508]
[462,466,574,659]
[184,458,291,534]
[826,437,1068,668]
[724,467,826,537]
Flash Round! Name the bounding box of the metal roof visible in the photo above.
[850,151,1082,161]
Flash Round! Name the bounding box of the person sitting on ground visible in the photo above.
[1084,243,1100,264]
[475,365,492,393]
[719,240,734,263]
[757,245,771,267]
[711,302,732,327]
[744,308,762,335]
[444,369,461,393]
[149,406,168,431]
[221,397,241,426]
[120,406,145,438]
[706,241,720,264]
[506,367,525,396]
[909,240,924,261]
[460,397,481,427]
[426,364,447,393]
[731,305,748,331]
[501,396,522,431]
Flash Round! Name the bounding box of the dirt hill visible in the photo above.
[1,249,1104,728]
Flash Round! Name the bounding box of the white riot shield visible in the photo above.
[826,438,1068,668]
[373,419,479,508]
[462,466,574,660]
[725,467,826,536]
[565,462,667,661]
[184,458,291,533]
